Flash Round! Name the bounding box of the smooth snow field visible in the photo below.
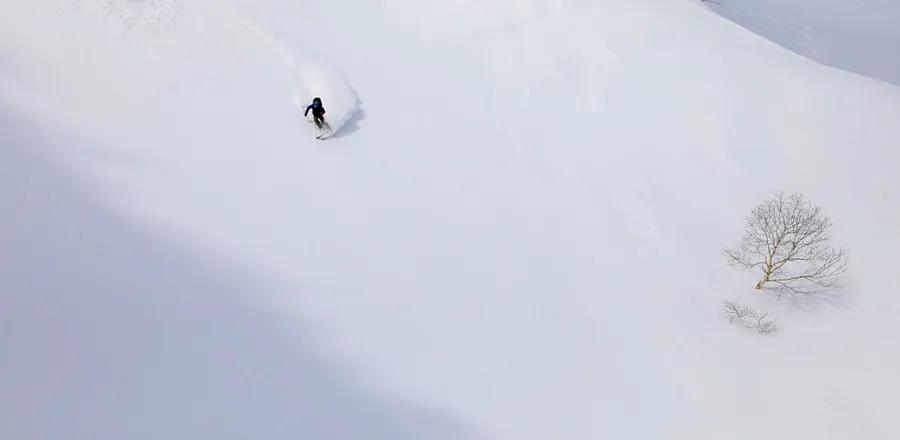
[2,1,899,439]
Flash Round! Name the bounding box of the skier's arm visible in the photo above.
[304,105,312,117]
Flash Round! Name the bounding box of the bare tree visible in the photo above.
[725,193,847,294]
[721,300,778,334]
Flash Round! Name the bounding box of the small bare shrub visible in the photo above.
[721,300,779,334]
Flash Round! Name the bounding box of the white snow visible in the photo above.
[2,0,900,439]
[706,0,900,86]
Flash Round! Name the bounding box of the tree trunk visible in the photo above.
[756,269,770,289]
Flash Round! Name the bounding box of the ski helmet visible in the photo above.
[313,97,322,105]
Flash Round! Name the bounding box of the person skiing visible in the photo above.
[305,97,330,138]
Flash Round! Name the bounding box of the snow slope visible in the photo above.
[706,0,900,86]
[2,0,899,438]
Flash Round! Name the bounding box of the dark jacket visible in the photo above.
[305,103,326,118]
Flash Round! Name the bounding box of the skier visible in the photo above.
[305,97,330,138]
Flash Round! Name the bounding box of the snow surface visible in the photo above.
[706,0,900,86]
[2,0,899,438]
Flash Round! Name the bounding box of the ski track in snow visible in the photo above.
[200,0,361,137]
[75,0,362,133]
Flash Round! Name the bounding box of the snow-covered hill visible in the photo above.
[2,0,899,438]
[706,0,900,86]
